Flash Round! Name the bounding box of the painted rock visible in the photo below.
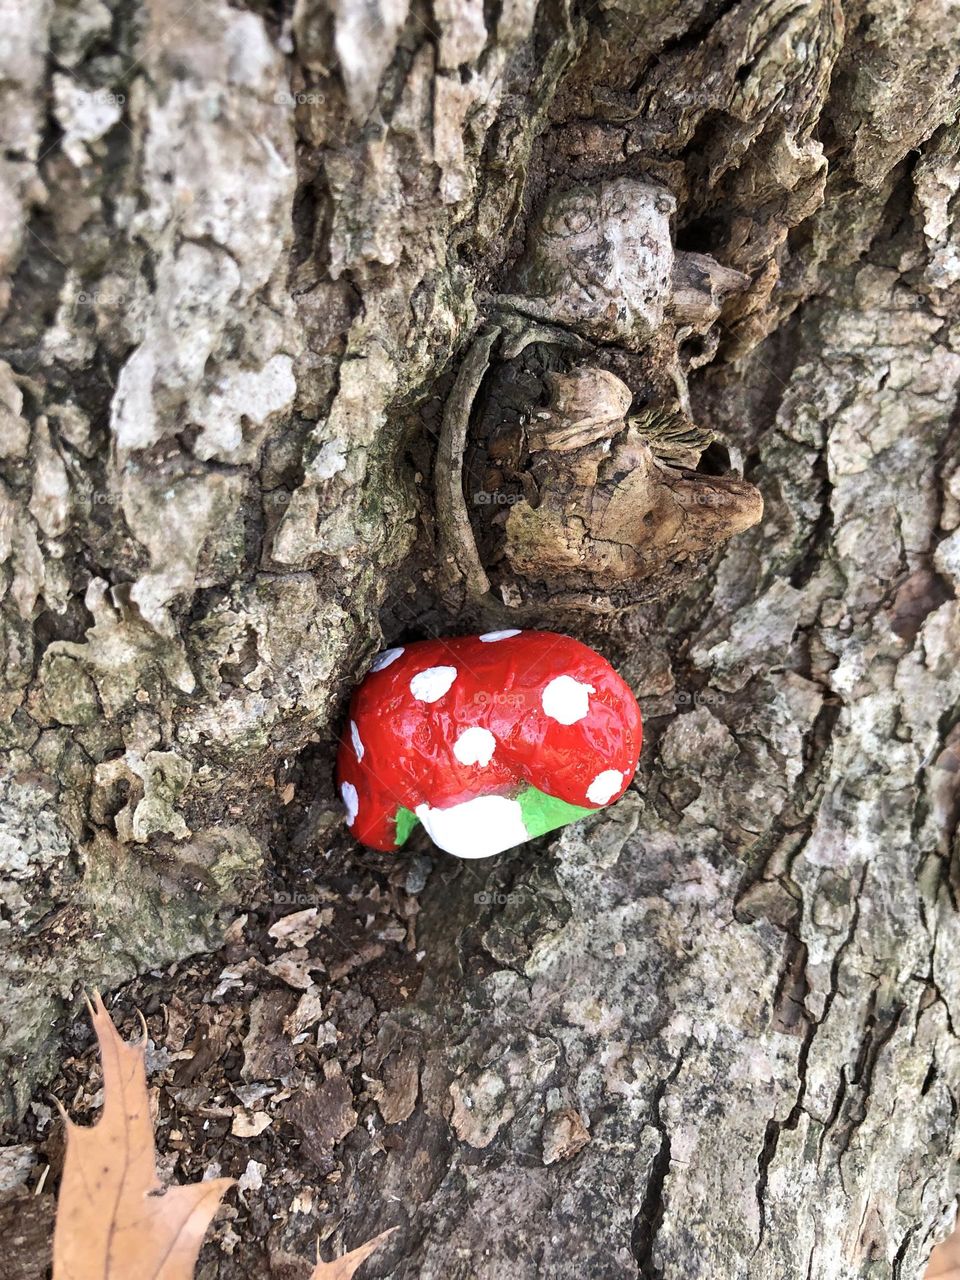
[336,630,642,859]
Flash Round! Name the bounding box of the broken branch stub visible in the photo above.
[434,175,762,619]
[456,333,763,617]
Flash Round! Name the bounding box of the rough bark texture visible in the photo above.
[2,0,960,1277]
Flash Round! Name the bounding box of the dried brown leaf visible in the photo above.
[53,992,233,1280]
[309,1227,396,1280]
[927,1214,960,1279]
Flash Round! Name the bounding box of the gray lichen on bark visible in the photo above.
[1,0,960,1276]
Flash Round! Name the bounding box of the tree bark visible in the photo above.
[2,0,959,1276]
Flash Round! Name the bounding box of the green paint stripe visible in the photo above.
[395,806,419,847]
[393,786,595,850]
[517,785,594,839]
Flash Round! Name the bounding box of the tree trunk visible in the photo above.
[2,0,959,1276]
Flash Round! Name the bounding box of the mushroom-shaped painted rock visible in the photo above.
[336,630,642,859]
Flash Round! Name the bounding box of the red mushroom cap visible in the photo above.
[336,630,642,855]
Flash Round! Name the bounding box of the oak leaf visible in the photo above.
[53,993,234,1280]
[309,1227,396,1279]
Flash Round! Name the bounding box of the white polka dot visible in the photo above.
[341,781,359,827]
[541,674,596,725]
[350,719,365,761]
[479,629,522,642]
[453,726,497,767]
[586,769,623,805]
[370,647,404,672]
[414,794,528,859]
[409,665,458,702]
